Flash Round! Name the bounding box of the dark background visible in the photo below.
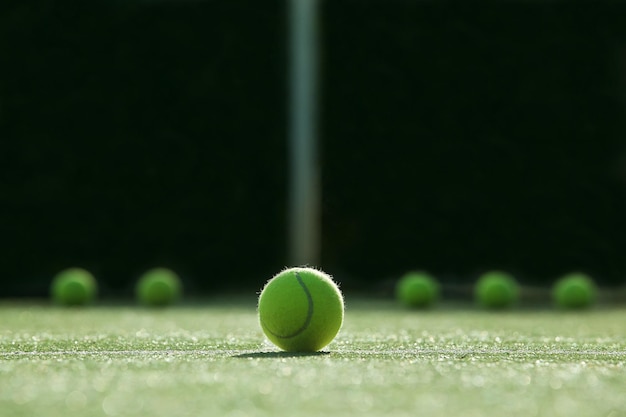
[1,0,626,297]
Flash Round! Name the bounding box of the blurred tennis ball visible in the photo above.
[135,267,182,307]
[553,272,597,309]
[50,267,98,306]
[395,271,440,308]
[474,270,519,309]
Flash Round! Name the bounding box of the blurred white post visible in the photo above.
[288,0,320,266]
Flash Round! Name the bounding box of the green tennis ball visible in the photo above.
[136,268,182,307]
[395,271,440,308]
[258,267,344,352]
[553,272,597,309]
[50,267,97,306]
[474,271,519,309]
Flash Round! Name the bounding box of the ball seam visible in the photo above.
[261,272,314,339]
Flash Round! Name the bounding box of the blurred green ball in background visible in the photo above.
[50,267,98,306]
[395,271,440,308]
[474,271,519,309]
[553,272,597,309]
[135,267,183,307]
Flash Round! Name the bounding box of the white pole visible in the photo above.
[288,0,320,266]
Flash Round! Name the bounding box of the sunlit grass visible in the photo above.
[1,298,625,417]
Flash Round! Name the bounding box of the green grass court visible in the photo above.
[2,298,626,417]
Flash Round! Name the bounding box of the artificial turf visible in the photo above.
[1,298,626,417]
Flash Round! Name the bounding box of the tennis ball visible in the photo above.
[395,271,439,308]
[136,267,182,307]
[474,270,519,309]
[553,272,597,309]
[258,267,344,352]
[50,267,97,306]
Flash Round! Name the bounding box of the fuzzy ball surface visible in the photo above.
[50,267,98,306]
[395,271,440,308]
[136,268,182,307]
[474,271,519,309]
[553,272,597,309]
[258,267,344,352]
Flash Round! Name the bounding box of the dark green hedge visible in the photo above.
[1,1,626,296]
